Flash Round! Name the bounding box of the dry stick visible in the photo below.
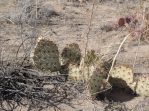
[82,0,112,98]
[82,0,96,87]
[20,23,26,54]
[132,33,141,69]
[106,33,132,82]
[36,0,38,19]
[16,37,32,58]
[133,2,147,70]
[0,48,5,67]
[83,0,96,69]
[84,0,96,55]
[1,17,15,24]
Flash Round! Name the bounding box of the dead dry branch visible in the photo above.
[0,64,85,111]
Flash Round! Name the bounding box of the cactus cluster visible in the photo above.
[31,38,60,72]
[61,43,82,81]
[68,50,111,98]
[60,43,82,80]
[31,38,149,97]
[31,39,111,98]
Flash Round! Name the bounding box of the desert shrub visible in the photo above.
[7,0,59,25]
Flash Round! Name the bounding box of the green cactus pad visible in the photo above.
[61,43,82,66]
[32,39,60,72]
[84,50,99,67]
[87,67,107,98]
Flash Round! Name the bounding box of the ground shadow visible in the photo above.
[97,78,138,102]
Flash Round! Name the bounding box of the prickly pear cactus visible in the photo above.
[31,38,60,72]
[61,43,82,66]
[135,74,149,96]
[110,65,149,96]
[87,67,108,98]
[68,64,82,81]
[68,50,111,98]
[110,65,134,89]
[68,50,105,80]
[81,50,102,80]
[84,50,99,67]
[60,43,82,78]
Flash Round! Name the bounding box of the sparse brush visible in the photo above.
[8,0,59,25]
[0,65,84,111]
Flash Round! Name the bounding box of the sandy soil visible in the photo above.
[0,0,149,111]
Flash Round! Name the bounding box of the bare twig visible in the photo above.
[84,0,96,55]
[106,33,132,82]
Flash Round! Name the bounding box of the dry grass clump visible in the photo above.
[7,0,59,25]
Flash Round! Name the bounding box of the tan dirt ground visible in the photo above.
[0,0,149,111]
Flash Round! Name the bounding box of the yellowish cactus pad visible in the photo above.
[68,50,111,99]
[68,64,82,81]
[110,65,134,88]
[135,74,149,96]
[110,65,149,96]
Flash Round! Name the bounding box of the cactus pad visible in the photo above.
[84,50,99,67]
[68,50,111,98]
[110,65,149,96]
[87,67,108,98]
[135,74,149,96]
[110,65,134,88]
[68,64,82,81]
[61,43,82,66]
[31,39,60,72]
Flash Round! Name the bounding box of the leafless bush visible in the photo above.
[7,0,59,25]
[0,64,85,111]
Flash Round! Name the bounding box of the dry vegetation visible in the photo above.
[0,0,149,111]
